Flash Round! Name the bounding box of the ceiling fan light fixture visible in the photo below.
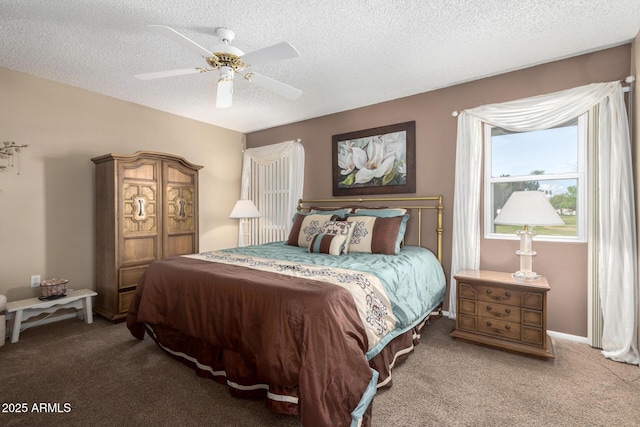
[219,65,234,81]
[216,66,234,108]
[216,80,233,108]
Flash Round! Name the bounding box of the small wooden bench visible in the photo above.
[5,289,97,343]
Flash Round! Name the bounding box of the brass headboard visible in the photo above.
[296,196,443,263]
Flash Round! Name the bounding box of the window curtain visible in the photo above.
[239,139,304,245]
[450,81,639,365]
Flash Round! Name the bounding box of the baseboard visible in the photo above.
[547,330,589,344]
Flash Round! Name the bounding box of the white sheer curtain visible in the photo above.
[450,81,639,365]
[239,139,304,245]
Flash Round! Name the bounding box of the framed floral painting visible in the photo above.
[332,121,416,196]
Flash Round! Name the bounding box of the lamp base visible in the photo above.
[512,271,541,281]
[512,228,541,281]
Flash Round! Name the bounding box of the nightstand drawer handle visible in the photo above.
[487,306,511,317]
[486,321,510,333]
[486,289,511,301]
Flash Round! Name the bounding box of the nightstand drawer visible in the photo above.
[478,319,521,341]
[478,301,521,323]
[476,285,523,305]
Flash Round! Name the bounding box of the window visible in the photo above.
[241,140,305,246]
[484,114,587,242]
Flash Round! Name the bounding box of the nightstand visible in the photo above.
[450,269,554,359]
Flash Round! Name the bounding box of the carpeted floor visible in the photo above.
[1,316,639,426]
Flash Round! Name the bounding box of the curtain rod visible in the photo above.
[451,76,636,117]
[622,74,634,93]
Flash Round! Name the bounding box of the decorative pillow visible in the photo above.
[286,213,339,247]
[395,214,410,249]
[346,214,409,254]
[320,220,355,254]
[352,208,409,218]
[308,232,349,256]
[308,208,351,217]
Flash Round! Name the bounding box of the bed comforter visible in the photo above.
[127,242,445,427]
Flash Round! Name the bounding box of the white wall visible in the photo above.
[0,67,244,301]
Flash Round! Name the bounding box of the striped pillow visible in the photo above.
[320,220,355,254]
[308,232,349,256]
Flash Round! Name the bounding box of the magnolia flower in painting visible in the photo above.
[337,131,407,187]
[337,141,356,175]
[352,136,396,184]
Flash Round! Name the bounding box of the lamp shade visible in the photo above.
[229,200,261,219]
[494,191,564,227]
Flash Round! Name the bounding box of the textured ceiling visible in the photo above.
[1,1,639,133]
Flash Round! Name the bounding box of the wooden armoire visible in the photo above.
[91,151,203,321]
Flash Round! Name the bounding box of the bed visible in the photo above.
[127,196,446,427]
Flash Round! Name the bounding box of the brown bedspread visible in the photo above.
[127,255,376,426]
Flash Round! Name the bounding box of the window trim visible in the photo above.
[483,114,587,243]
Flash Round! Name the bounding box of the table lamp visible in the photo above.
[493,190,564,280]
[229,199,261,246]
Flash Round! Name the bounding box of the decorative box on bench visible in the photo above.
[40,278,68,299]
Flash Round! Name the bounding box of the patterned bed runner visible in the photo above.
[184,251,397,350]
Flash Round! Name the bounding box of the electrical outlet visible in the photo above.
[30,275,41,288]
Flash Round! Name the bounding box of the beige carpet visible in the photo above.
[1,316,639,426]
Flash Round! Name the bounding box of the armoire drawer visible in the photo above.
[118,290,136,313]
[119,265,147,289]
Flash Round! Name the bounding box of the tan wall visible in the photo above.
[246,45,632,337]
[0,67,243,301]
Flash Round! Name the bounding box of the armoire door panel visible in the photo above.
[166,186,196,232]
[121,162,158,181]
[122,182,159,234]
[165,234,196,257]
[167,164,196,184]
[122,235,159,265]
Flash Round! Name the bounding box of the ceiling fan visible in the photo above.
[135,25,303,108]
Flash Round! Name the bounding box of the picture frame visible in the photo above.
[332,120,416,196]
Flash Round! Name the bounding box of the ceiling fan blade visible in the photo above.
[147,25,215,58]
[246,72,302,100]
[241,42,300,67]
[135,68,204,80]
